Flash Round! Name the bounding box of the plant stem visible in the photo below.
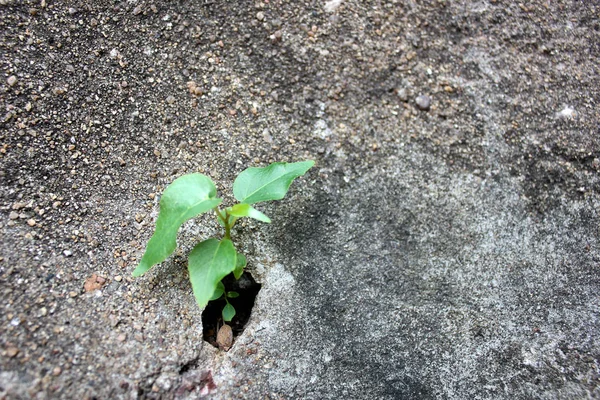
[215,207,233,240]
[224,218,231,240]
[213,207,224,223]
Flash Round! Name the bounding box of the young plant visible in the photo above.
[132,160,314,323]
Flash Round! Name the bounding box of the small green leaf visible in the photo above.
[227,291,240,298]
[228,203,271,223]
[188,238,237,309]
[222,303,236,322]
[233,252,246,280]
[210,281,225,301]
[133,174,221,277]
[233,160,314,204]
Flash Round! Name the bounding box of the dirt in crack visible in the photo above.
[202,271,261,349]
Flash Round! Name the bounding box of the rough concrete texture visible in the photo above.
[1,0,599,399]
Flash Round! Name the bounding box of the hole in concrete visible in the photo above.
[202,271,261,349]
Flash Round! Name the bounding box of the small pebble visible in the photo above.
[256,11,265,21]
[7,76,17,87]
[132,5,143,15]
[63,250,73,257]
[114,275,122,282]
[108,314,120,327]
[270,30,282,42]
[397,88,408,102]
[9,211,18,220]
[217,324,233,351]
[27,219,36,227]
[84,273,104,292]
[6,347,19,358]
[186,81,197,93]
[166,95,175,104]
[12,202,26,210]
[557,105,576,119]
[117,333,127,342]
[415,95,431,111]
[52,366,62,376]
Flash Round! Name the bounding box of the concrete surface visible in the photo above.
[1,0,599,398]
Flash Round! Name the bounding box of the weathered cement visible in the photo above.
[1,0,598,398]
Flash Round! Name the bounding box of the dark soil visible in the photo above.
[202,271,261,348]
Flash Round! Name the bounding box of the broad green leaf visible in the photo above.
[233,160,314,204]
[233,252,246,280]
[227,291,240,298]
[228,203,271,223]
[188,238,237,309]
[210,281,225,301]
[222,303,236,322]
[133,174,221,277]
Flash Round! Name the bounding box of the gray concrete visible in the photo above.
[1,0,599,398]
[221,151,600,399]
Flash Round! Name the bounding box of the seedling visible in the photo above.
[133,161,314,323]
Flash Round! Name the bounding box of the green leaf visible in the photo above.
[222,303,236,322]
[233,160,314,204]
[187,238,237,309]
[233,252,246,280]
[133,174,221,277]
[210,281,225,301]
[228,203,271,223]
[227,291,239,298]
